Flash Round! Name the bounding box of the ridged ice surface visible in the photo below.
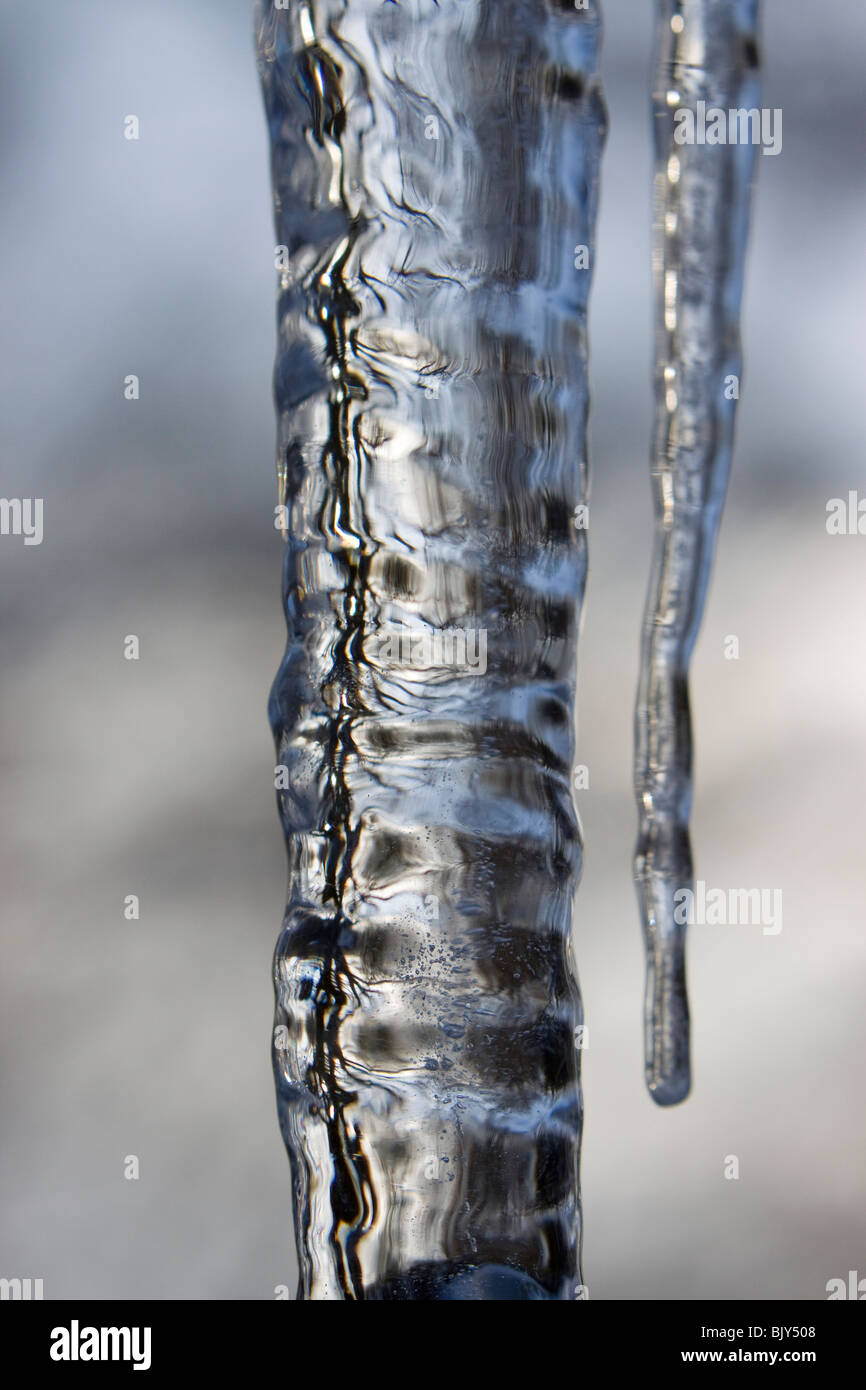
[635,0,761,1104]
[257,0,605,1299]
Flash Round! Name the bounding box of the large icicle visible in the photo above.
[258,0,606,1298]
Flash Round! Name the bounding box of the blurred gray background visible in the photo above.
[1,0,863,1299]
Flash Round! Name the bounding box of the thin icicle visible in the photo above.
[635,0,762,1104]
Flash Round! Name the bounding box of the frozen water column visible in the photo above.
[635,0,762,1105]
[257,0,606,1299]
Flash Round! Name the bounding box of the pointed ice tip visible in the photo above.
[647,1069,691,1107]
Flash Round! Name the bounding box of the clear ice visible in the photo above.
[257,0,761,1297]
[635,0,761,1105]
[258,0,605,1299]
